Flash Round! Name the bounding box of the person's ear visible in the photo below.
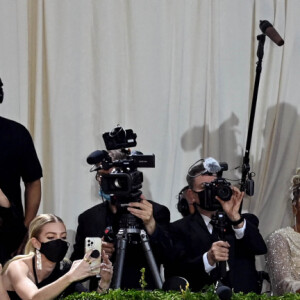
[31,237,41,250]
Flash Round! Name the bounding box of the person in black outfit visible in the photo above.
[1,213,112,300]
[70,149,170,290]
[149,157,267,293]
[0,78,43,264]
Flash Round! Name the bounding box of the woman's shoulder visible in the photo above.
[267,227,294,243]
[6,256,32,275]
[3,256,33,290]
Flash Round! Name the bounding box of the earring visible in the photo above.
[36,249,42,270]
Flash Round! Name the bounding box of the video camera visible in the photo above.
[90,125,155,203]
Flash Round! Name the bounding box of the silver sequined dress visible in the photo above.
[266,226,300,295]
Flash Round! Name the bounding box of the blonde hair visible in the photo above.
[291,168,300,203]
[2,214,65,273]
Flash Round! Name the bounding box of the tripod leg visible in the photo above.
[140,229,163,289]
[111,229,127,289]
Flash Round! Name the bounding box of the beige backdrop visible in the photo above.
[0,0,299,267]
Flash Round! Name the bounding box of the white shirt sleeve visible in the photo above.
[203,252,216,273]
[232,219,246,239]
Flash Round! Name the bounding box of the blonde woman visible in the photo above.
[1,214,112,300]
[266,168,300,295]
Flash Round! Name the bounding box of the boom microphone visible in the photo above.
[86,150,109,165]
[215,281,232,300]
[259,20,284,46]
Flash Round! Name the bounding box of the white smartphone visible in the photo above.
[85,237,102,275]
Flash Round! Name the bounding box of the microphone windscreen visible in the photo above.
[260,20,284,46]
[86,150,109,165]
[162,276,189,291]
[216,285,232,300]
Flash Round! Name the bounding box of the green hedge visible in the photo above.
[59,271,297,299]
[60,287,300,300]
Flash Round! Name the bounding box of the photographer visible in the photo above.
[149,157,267,293]
[70,149,170,290]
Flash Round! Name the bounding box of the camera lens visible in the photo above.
[216,186,232,201]
[114,178,123,188]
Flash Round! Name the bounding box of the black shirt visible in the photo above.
[0,117,43,263]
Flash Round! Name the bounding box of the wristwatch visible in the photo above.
[230,215,244,226]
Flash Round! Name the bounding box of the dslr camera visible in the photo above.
[199,162,233,211]
[100,125,155,203]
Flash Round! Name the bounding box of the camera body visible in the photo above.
[202,177,232,211]
[101,170,143,197]
[198,162,233,211]
[102,127,137,150]
[205,177,232,201]
[100,125,155,203]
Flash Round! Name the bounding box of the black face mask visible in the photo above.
[39,239,69,262]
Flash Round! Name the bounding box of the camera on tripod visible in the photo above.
[100,125,155,202]
[199,162,232,211]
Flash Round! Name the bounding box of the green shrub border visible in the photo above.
[60,286,300,300]
[59,271,297,299]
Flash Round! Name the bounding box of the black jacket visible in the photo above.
[150,212,267,293]
[71,200,170,290]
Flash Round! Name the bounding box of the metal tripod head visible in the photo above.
[210,210,227,241]
[210,211,228,280]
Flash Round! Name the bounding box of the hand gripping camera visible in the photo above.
[201,174,232,211]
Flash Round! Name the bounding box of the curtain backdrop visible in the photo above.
[1,0,299,266]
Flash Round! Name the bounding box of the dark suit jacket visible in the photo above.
[151,212,267,293]
[70,200,170,290]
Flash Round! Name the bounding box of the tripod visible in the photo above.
[111,211,163,289]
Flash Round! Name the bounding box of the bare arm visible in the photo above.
[7,260,73,300]
[24,179,41,228]
[0,189,10,208]
[0,265,10,300]
[14,179,42,255]
[7,252,100,300]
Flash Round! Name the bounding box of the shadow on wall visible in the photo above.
[179,103,300,226]
[257,102,300,238]
[180,112,243,190]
